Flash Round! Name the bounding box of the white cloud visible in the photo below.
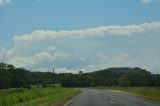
[80,57,86,61]
[0,0,11,5]
[55,67,76,73]
[1,22,160,73]
[13,22,160,43]
[0,46,70,70]
[80,52,135,72]
[0,47,14,62]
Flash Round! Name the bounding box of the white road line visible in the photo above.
[111,100,115,104]
[64,92,81,106]
[101,94,105,97]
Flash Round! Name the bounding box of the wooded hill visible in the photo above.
[0,63,160,89]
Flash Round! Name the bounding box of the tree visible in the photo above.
[78,71,83,74]
[0,62,158,89]
[0,63,7,70]
[8,64,15,70]
[155,74,160,86]
[118,75,130,87]
[0,76,11,89]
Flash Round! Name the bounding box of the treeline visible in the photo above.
[0,63,160,89]
[0,63,55,89]
[60,67,160,87]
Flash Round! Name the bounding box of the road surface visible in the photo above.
[66,88,160,106]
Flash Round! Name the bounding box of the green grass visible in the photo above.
[0,87,80,106]
[94,86,160,101]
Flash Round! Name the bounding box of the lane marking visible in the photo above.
[111,100,116,104]
[101,94,105,97]
[99,93,117,105]
[64,92,81,106]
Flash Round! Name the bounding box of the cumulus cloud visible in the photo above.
[0,47,14,62]
[1,22,160,73]
[80,52,136,72]
[0,0,11,5]
[13,22,160,43]
[55,67,77,73]
[9,46,70,70]
[80,57,86,61]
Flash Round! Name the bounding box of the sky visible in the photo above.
[0,0,160,73]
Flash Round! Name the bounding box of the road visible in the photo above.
[66,88,160,106]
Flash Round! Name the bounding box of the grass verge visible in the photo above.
[0,87,80,106]
[94,86,160,101]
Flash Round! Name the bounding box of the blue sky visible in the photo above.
[1,0,160,48]
[0,0,160,73]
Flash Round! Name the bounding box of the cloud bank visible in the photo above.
[13,22,160,42]
[0,22,160,73]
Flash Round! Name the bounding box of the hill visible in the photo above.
[0,63,160,89]
[61,67,160,87]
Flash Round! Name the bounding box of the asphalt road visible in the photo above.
[66,88,160,106]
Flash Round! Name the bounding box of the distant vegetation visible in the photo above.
[0,63,56,89]
[0,63,160,89]
[60,67,160,87]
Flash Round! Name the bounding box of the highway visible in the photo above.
[66,89,160,106]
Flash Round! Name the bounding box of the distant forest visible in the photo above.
[0,63,160,89]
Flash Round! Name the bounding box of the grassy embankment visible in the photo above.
[0,86,80,106]
[94,86,160,101]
